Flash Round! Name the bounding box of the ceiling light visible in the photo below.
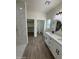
[45,0,51,5]
[20,8,23,10]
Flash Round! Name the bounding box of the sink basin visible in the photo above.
[53,33,62,41]
[46,32,62,45]
[58,38,62,42]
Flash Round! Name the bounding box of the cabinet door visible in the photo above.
[49,39,57,58]
[44,35,50,47]
[53,41,62,59]
[45,35,54,52]
[44,34,62,59]
[44,34,48,42]
[46,36,51,47]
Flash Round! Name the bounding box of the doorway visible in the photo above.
[27,19,34,36]
[37,20,45,36]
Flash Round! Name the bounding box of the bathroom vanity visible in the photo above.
[44,32,62,59]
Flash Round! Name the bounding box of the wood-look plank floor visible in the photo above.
[22,34,55,59]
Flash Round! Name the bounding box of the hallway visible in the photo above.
[22,34,55,59]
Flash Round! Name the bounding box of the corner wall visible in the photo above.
[16,0,28,59]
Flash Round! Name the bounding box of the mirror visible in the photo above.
[55,20,62,32]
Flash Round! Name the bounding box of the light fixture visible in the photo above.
[19,8,23,10]
[45,0,51,5]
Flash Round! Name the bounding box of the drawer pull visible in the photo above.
[56,49,60,55]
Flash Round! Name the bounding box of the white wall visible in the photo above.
[34,20,37,37]
[37,20,44,33]
[46,3,62,20]
[27,11,46,20]
[16,0,28,59]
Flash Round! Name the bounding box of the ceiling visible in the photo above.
[27,0,62,13]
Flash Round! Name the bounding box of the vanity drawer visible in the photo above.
[53,40,62,59]
[44,36,54,49]
[44,35,50,46]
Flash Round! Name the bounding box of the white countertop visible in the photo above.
[45,32,62,45]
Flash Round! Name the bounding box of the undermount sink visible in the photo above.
[46,32,62,45]
[53,33,62,41]
[54,32,62,37]
[58,38,62,42]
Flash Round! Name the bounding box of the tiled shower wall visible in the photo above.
[16,0,28,59]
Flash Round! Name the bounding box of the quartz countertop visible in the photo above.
[45,32,62,45]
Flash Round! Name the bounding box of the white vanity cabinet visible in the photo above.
[45,35,50,48]
[45,34,54,50]
[44,33,62,59]
[52,39,62,59]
